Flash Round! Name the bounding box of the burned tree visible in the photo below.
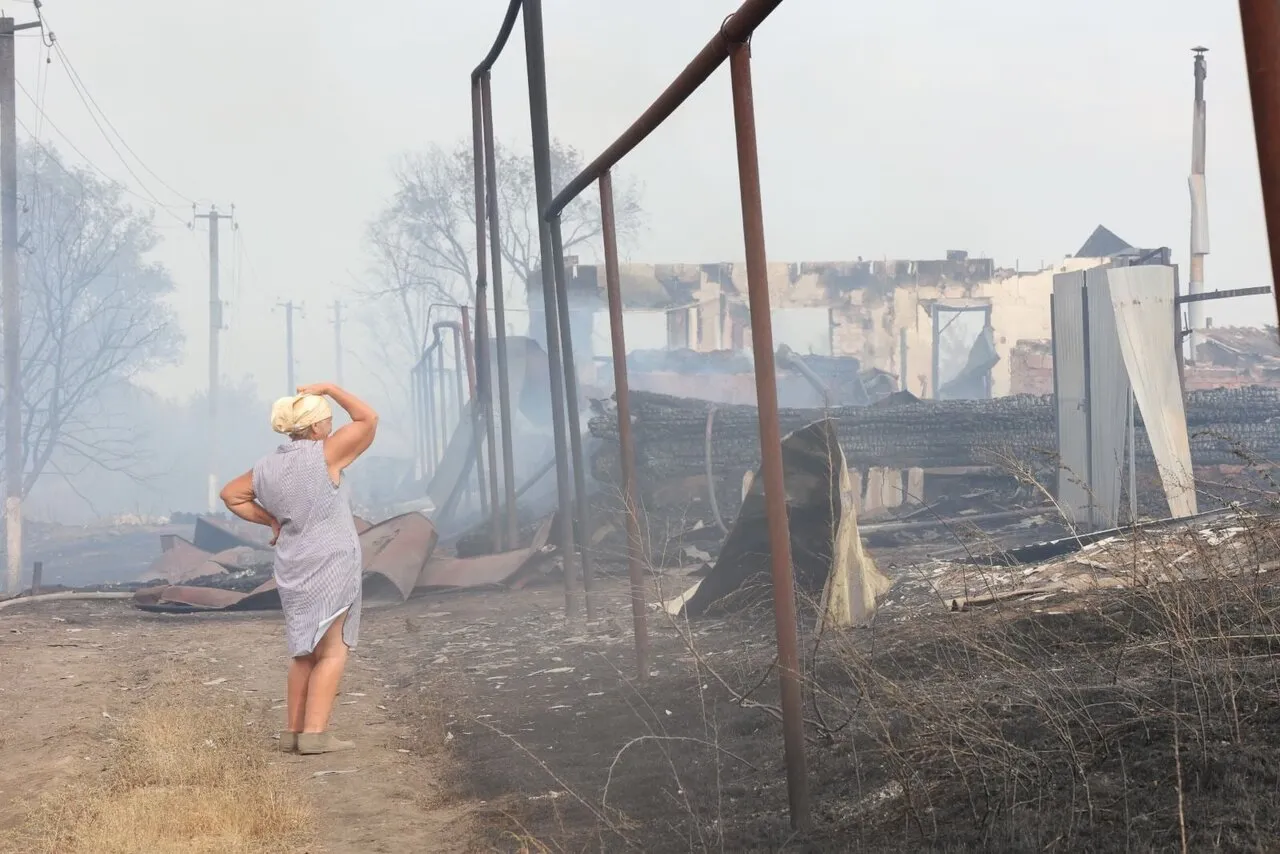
[358,137,644,403]
[1,143,178,498]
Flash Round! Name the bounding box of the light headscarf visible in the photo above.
[270,394,333,436]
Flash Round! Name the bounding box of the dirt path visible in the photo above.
[0,599,475,853]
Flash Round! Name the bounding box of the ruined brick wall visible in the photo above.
[574,256,1110,399]
[1010,340,1055,395]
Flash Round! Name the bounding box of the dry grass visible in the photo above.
[7,680,313,854]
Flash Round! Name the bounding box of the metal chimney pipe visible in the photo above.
[1188,46,1210,362]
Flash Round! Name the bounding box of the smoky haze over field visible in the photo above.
[3,0,1274,523]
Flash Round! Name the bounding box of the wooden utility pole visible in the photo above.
[193,205,234,513]
[2,15,43,595]
[278,301,303,393]
[331,301,344,385]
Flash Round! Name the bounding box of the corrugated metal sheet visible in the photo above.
[416,516,554,592]
[360,513,439,602]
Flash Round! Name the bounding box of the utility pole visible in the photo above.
[193,205,234,514]
[2,14,44,595]
[331,301,344,386]
[277,301,303,393]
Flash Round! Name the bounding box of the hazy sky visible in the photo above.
[10,0,1275,402]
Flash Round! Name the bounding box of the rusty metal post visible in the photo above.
[549,218,596,619]
[471,79,500,546]
[728,40,811,831]
[423,350,438,478]
[451,318,468,410]
[454,330,466,440]
[460,305,477,398]
[600,170,649,678]
[459,305,488,517]
[523,0,581,618]
[410,361,424,479]
[481,73,521,550]
[435,321,468,418]
[435,327,451,463]
[1241,0,1280,327]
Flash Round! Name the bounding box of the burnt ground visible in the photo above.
[9,510,1280,852]
[380,560,1280,854]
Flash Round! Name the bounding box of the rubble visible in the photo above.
[879,511,1280,615]
[594,386,1280,482]
[131,512,554,614]
[669,419,890,626]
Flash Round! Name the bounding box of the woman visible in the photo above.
[219,382,378,755]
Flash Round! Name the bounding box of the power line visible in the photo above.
[12,85,189,225]
[50,41,194,206]
[47,54,178,214]
[31,2,193,207]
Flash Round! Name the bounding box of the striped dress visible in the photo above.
[252,440,362,657]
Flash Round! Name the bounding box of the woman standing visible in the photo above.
[219,383,378,755]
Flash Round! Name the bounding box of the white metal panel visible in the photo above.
[1084,267,1131,529]
[1106,266,1198,518]
[1053,271,1090,525]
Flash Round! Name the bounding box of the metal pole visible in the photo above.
[448,321,468,506]
[524,0,580,619]
[194,206,229,513]
[481,73,520,549]
[411,362,424,479]
[1081,282,1095,530]
[460,305,489,520]
[471,78,500,548]
[435,328,450,462]
[549,218,596,619]
[546,0,788,219]
[1188,47,1210,361]
[1240,0,1280,327]
[728,41,810,832]
[1,17,19,595]
[450,323,466,413]
[29,559,40,595]
[1128,389,1137,524]
[424,345,439,478]
[600,170,649,678]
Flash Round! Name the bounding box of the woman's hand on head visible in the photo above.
[296,383,333,398]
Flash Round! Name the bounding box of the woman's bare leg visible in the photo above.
[302,614,349,733]
[286,654,314,733]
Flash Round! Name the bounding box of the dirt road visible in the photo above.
[0,599,475,853]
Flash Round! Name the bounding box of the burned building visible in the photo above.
[530,229,1162,401]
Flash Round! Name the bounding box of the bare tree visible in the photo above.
[357,136,643,416]
[2,143,179,497]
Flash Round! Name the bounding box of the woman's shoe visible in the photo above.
[279,731,299,753]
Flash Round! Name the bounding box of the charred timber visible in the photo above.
[588,387,1280,490]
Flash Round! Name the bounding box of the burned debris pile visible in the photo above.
[589,385,1280,494]
[130,513,554,614]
